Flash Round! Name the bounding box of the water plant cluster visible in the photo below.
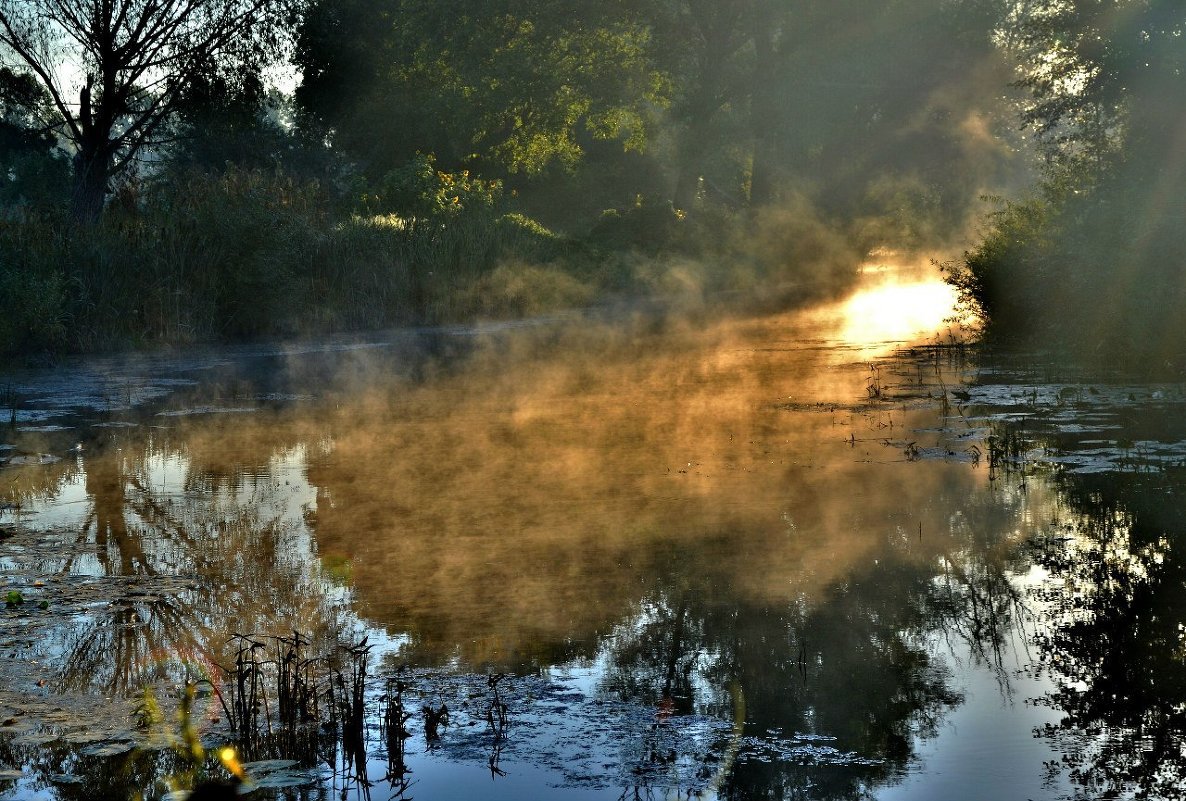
[144,632,517,798]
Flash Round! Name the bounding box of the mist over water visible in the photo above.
[1,263,1184,800]
[0,268,1057,797]
[4,0,1186,797]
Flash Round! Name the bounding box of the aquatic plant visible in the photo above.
[422,701,450,743]
[985,421,1028,477]
[226,634,269,742]
[866,364,883,400]
[134,683,246,800]
[0,385,16,426]
[381,674,414,792]
[486,673,509,735]
[332,637,373,745]
[275,630,321,730]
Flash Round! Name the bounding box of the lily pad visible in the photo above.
[250,770,315,789]
[78,741,135,757]
[5,454,60,466]
[241,759,299,774]
[49,773,84,784]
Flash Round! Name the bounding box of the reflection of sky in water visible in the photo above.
[880,566,1070,801]
[8,464,89,530]
[1,263,1176,800]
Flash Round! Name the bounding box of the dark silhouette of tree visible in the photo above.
[0,0,294,221]
[952,1,1186,363]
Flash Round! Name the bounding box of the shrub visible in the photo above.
[586,196,684,254]
[944,196,1057,342]
[374,154,503,223]
[0,245,67,355]
[446,260,594,320]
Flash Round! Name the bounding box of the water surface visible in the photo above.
[0,265,1181,800]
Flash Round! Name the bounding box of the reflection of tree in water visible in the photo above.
[0,456,80,517]
[10,424,348,697]
[0,735,184,801]
[1028,467,1186,800]
[599,533,1030,801]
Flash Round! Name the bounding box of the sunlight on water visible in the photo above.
[814,261,962,355]
[839,278,958,346]
[8,261,1182,801]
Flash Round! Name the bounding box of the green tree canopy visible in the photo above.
[0,66,69,208]
[295,0,668,180]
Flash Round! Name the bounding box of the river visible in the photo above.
[1,260,1184,800]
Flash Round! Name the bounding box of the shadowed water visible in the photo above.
[0,264,1181,800]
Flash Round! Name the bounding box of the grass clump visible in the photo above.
[0,166,590,360]
[0,160,875,362]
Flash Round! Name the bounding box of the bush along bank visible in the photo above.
[945,161,1186,375]
[0,161,870,363]
[0,165,590,359]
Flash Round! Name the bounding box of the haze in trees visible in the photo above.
[949,0,1186,366]
[0,0,295,221]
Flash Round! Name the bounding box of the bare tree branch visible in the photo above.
[0,0,294,219]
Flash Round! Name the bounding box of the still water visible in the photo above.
[0,263,1183,800]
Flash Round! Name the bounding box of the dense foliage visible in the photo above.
[948,0,1186,368]
[0,0,1036,360]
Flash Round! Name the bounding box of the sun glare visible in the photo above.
[833,269,960,353]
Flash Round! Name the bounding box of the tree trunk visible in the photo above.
[749,134,777,208]
[70,149,109,223]
[673,134,705,212]
[70,76,110,224]
[748,21,780,209]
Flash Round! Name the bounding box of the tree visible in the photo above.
[1007,0,1186,166]
[649,0,1012,216]
[294,0,667,182]
[0,66,69,208]
[167,71,290,173]
[0,0,294,221]
[955,1,1186,362]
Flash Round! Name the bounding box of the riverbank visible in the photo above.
[0,169,870,366]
